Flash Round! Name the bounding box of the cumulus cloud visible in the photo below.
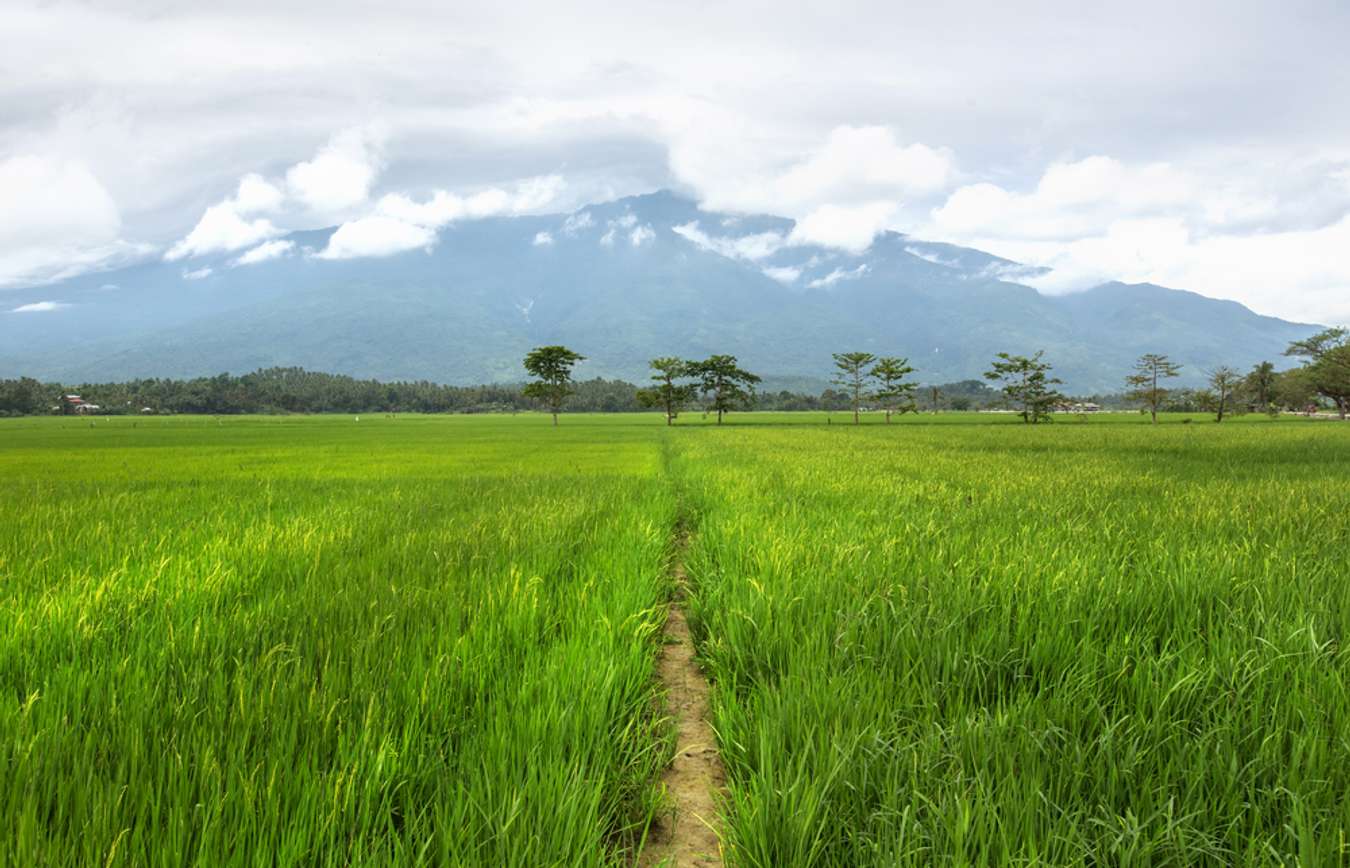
[314,216,435,260]
[789,202,897,252]
[0,155,148,287]
[923,154,1350,322]
[376,175,563,229]
[166,201,281,260]
[234,239,295,266]
[599,227,616,246]
[285,126,386,215]
[181,266,213,280]
[629,224,655,246]
[532,230,554,246]
[10,300,71,313]
[807,263,870,289]
[562,210,595,235]
[311,175,564,260]
[670,122,957,253]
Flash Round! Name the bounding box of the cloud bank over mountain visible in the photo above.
[1,1,1348,325]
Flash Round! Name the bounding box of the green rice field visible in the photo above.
[2,412,1348,866]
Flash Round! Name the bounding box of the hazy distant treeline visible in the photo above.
[0,367,1053,416]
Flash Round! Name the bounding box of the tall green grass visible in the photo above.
[1,415,675,866]
[4,413,1348,865]
[678,420,1350,865]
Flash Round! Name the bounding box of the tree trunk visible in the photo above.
[885,410,891,424]
[552,412,558,426]
[853,407,859,425]
[717,409,723,425]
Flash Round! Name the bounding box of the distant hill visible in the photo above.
[0,191,1319,392]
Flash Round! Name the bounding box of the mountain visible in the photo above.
[0,191,1320,393]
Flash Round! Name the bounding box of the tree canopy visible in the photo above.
[984,351,1064,423]
[522,345,586,425]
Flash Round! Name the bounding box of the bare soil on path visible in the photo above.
[639,551,726,867]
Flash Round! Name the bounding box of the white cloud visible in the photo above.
[671,221,786,261]
[789,202,897,252]
[629,224,655,246]
[285,126,386,215]
[314,216,435,260]
[0,155,147,287]
[376,175,563,229]
[166,202,281,260]
[234,173,286,215]
[599,227,616,246]
[923,154,1350,323]
[182,266,213,280]
[562,210,595,235]
[807,263,869,289]
[10,300,71,313]
[533,230,554,246]
[234,239,295,266]
[774,126,954,203]
[762,265,801,283]
[670,122,957,253]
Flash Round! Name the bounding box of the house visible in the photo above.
[60,394,84,415]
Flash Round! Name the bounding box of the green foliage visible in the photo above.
[984,351,1065,423]
[635,357,696,425]
[1244,360,1277,411]
[871,357,918,421]
[1125,353,1184,423]
[678,417,1350,865]
[688,354,761,425]
[6,412,1349,865]
[1286,328,1350,418]
[0,415,674,866]
[522,345,586,423]
[1205,366,1244,422]
[831,352,876,425]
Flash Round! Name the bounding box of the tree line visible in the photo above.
[1,327,1345,419]
[523,327,1350,424]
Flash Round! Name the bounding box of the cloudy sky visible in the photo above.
[3,0,1349,324]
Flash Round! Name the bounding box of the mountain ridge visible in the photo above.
[0,191,1320,392]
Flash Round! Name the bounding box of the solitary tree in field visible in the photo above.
[522,345,586,425]
[1245,361,1277,411]
[689,355,761,425]
[1286,328,1350,419]
[1125,354,1182,423]
[636,357,695,425]
[1206,366,1242,422]
[984,351,1064,423]
[831,352,876,424]
[929,385,942,414]
[871,356,918,423]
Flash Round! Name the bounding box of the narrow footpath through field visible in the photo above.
[640,524,726,867]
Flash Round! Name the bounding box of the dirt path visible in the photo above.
[640,548,726,867]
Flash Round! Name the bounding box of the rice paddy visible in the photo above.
[2,412,1348,865]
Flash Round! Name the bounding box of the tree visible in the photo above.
[1285,328,1350,419]
[831,352,876,424]
[522,345,586,425]
[1245,361,1277,411]
[689,355,761,425]
[871,357,918,423]
[1125,354,1183,423]
[984,351,1064,423]
[636,357,694,425]
[1206,366,1242,423]
[928,385,942,414]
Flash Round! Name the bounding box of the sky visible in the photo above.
[2,0,1349,325]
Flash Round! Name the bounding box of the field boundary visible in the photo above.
[639,518,726,867]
